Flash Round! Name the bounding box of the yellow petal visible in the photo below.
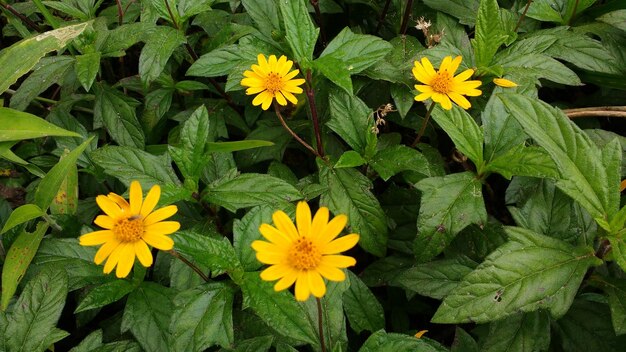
[272,210,299,240]
[275,91,287,106]
[94,215,115,229]
[246,86,266,95]
[493,77,518,88]
[321,234,359,254]
[316,263,346,281]
[145,221,180,235]
[432,93,452,110]
[412,63,432,84]
[420,57,436,77]
[94,239,120,265]
[260,263,290,281]
[107,193,130,212]
[310,207,329,238]
[295,272,311,301]
[255,251,284,265]
[261,94,273,110]
[129,181,143,215]
[282,91,298,104]
[321,254,356,268]
[283,69,300,81]
[103,244,125,274]
[454,68,475,82]
[140,184,161,217]
[96,195,123,219]
[296,202,311,238]
[115,243,136,278]
[415,92,433,102]
[621,179,626,192]
[447,56,462,74]
[439,56,452,72]
[258,224,292,248]
[414,84,434,93]
[252,91,272,108]
[308,271,326,298]
[143,205,178,226]
[274,268,298,291]
[135,240,153,267]
[251,240,286,256]
[80,230,114,246]
[142,232,174,250]
[448,92,471,110]
[258,54,268,67]
[268,54,278,69]
[415,330,428,339]
[318,214,347,244]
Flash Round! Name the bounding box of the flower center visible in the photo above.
[264,72,284,95]
[288,238,322,271]
[114,216,144,242]
[431,71,453,93]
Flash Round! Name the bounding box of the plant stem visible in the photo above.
[568,0,580,25]
[4,89,94,113]
[399,0,414,35]
[411,102,435,146]
[274,103,322,159]
[514,0,532,32]
[305,70,325,157]
[374,0,392,34]
[564,106,626,119]
[317,297,327,352]
[115,0,124,25]
[41,213,63,232]
[309,0,327,47]
[168,250,210,282]
[0,1,40,32]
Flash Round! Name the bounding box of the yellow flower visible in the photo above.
[493,77,518,88]
[241,54,306,110]
[413,56,482,110]
[79,181,180,278]
[252,202,359,301]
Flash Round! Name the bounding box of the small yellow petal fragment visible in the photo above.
[415,330,428,339]
[493,77,518,88]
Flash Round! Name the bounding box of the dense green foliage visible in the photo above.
[1,0,626,351]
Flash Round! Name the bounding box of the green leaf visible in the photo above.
[598,10,626,32]
[231,336,274,352]
[370,145,437,181]
[318,27,392,74]
[9,56,75,111]
[75,280,136,313]
[139,26,186,85]
[69,330,103,352]
[482,311,551,352]
[495,51,582,86]
[241,0,280,39]
[0,22,89,95]
[75,52,101,91]
[485,145,559,180]
[93,83,144,148]
[390,84,414,119]
[186,43,258,78]
[233,204,295,272]
[363,36,424,85]
[279,0,318,65]
[431,105,484,167]
[1,222,48,311]
[0,204,44,236]
[506,177,597,246]
[432,227,602,324]
[343,271,385,334]
[313,56,353,94]
[32,238,113,291]
[592,277,626,335]
[122,282,173,352]
[482,85,527,162]
[451,328,479,352]
[319,165,388,257]
[390,256,478,300]
[499,93,619,222]
[328,89,375,155]
[168,105,212,184]
[422,0,480,25]
[414,172,486,262]
[553,298,626,351]
[335,151,366,168]
[472,0,508,67]
[49,148,79,215]
[169,283,234,350]
[171,230,242,276]
[90,145,181,187]
[35,137,92,211]
[207,140,274,153]
[0,107,81,142]
[203,173,302,212]
[359,330,446,352]
[6,268,68,352]
[240,272,318,346]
